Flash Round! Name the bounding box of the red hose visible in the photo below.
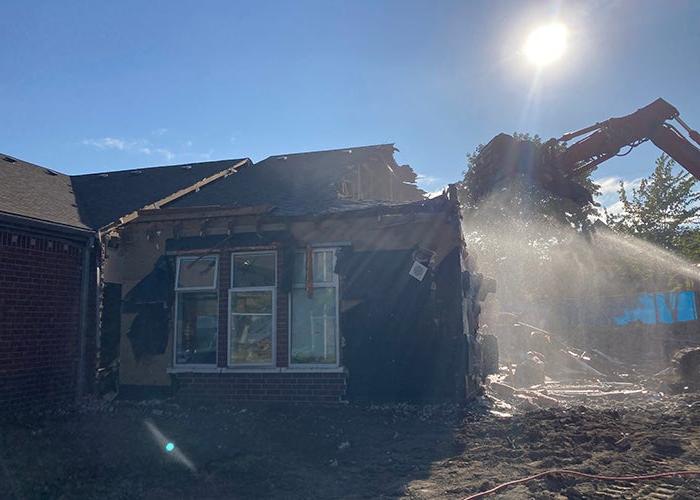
[464,469,700,499]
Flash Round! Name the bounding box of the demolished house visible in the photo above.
[103,146,491,403]
[1,144,493,409]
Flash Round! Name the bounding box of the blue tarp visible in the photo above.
[613,290,697,325]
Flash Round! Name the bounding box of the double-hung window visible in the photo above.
[174,255,219,366]
[229,252,276,366]
[290,249,339,366]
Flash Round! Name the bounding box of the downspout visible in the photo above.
[76,235,95,401]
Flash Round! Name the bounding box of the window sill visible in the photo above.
[167,366,345,374]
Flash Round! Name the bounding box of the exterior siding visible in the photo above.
[0,228,88,413]
[107,204,470,404]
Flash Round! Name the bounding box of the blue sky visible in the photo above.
[1,0,699,204]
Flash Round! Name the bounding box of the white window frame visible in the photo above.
[174,255,219,292]
[173,255,219,368]
[288,248,340,369]
[228,251,277,368]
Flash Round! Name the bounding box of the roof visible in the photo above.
[0,154,249,231]
[169,144,425,216]
[0,142,427,231]
[0,153,87,229]
[71,158,248,229]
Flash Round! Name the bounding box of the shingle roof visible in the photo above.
[0,155,249,231]
[71,159,248,229]
[169,144,425,216]
[0,153,87,229]
[1,143,425,231]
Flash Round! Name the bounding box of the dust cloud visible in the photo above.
[461,186,697,374]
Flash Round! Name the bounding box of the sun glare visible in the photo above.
[524,23,568,67]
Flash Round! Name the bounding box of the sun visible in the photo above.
[524,23,568,67]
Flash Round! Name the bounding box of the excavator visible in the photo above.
[468,98,700,206]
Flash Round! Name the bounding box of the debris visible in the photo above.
[673,347,700,389]
[513,353,545,388]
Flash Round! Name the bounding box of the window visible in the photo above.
[174,256,218,365]
[229,252,276,365]
[290,249,339,365]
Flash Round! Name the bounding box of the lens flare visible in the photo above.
[144,420,196,472]
[524,23,568,67]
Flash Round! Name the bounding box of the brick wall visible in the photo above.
[0,228,89,413]
[172,246,347,404]
[175,371,347,404]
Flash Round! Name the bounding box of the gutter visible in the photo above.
[0,211,94,242]
[75,235,95,401]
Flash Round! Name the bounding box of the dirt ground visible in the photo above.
[1,393,699,500]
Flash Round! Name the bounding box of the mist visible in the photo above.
[462,187,698,377]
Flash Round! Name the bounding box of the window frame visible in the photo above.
[173,255,219,368]
[174,255,219,292]
[228,251,277,368]
[288,248,340,369]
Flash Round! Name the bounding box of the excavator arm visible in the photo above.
[554,98,700,180]
[467,98,700,207]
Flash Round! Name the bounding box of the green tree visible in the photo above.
[605,154,700,259]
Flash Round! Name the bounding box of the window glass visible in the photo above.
[230,311,273,364]
[292,250,335,285]
[230,291,272,314]
[291,288,337,364]
[177,256,217,289]
[232,253,275,287]
[175,292,218,364]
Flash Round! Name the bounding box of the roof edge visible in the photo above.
[261,143,396,162]
[0,211,95,239]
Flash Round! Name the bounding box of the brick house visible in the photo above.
[1,153,249,413]
[1,144,493,408]
[0,154,95,412]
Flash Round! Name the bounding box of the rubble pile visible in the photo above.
[487,314,699,413]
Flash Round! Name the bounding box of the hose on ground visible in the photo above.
[464,469,700,499]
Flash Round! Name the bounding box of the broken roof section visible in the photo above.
[0,153,87,230]
[71,159,249,229]
[1,143,427,231]
[169,144,425,216]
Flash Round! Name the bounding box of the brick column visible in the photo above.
[276,249,289,367]
[217,251,230,367]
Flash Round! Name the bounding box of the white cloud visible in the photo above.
[82,137,128,150]
[596,176,622,196]
[426,187,447,198]
[415,171,444,193]
[82,136,175,161]
[604,200,625,216]
[151,128,168,136]
[152,148,175,160]
[594,176,643,211]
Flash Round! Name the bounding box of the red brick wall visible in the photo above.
[175,371,346,404]
[0,228,88,413]
[172,246,346,404]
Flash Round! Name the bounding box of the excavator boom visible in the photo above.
[467,98,700,206]
[556,98,700,181]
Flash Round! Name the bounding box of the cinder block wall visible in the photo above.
[0,228,87,413]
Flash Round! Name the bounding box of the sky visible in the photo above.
[1,0,699,207]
